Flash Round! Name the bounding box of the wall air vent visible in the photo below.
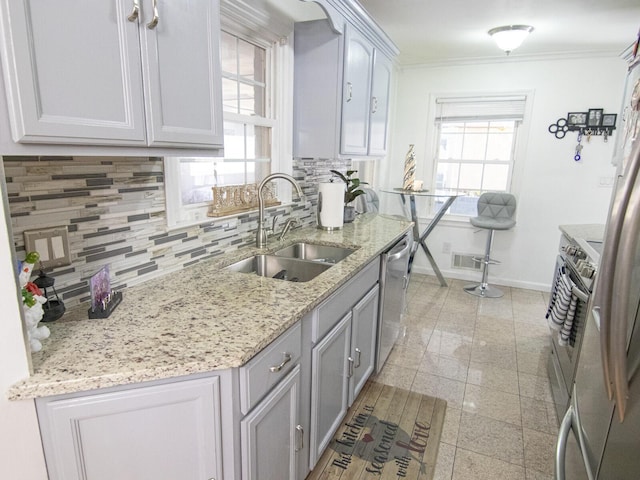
[452,252,482,271]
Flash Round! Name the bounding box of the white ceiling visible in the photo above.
[357,0,640,65]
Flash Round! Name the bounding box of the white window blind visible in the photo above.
[435,95,526,122]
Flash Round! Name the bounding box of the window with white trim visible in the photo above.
[432,95,526,216]
[165,25,291,228]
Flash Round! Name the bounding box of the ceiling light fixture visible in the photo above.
[488,25,534,55]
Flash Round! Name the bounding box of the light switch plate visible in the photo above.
[24,226,71,268]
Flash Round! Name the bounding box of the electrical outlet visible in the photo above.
[442,242,451,254]
[24,226,71,268]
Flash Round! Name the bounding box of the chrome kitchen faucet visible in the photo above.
[256,173,304,248]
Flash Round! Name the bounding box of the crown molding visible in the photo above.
[399,49,626,71]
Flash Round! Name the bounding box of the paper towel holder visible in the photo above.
[317,181,344,231]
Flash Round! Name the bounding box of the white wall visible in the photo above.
[379,55,626,290]
[0,180,48,478]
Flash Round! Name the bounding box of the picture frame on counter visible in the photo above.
[587,108,604,127]
[567,112,587,127]
[602,113,617,127]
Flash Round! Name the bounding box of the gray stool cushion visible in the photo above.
[355,187,379,213]
[469,192,516,230]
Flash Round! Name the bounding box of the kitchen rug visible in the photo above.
[307,381,447,480]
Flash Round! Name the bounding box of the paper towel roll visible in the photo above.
[317,182,344,230]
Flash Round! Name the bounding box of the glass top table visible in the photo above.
[382,188,458,287]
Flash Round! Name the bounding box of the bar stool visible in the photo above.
[355,187,379,213]
[464,192,516,298]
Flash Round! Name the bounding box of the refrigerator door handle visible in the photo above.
[555,404,574,480]
[556,397,595,480]
[610,141,640,421]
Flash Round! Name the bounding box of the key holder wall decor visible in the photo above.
[548,108,617,140]
[548,109,617,162]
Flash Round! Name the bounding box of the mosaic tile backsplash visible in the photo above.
[4,155,350,309]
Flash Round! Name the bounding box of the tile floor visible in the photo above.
[372,273,557,480]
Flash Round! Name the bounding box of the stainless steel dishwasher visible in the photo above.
[376,231,413,373]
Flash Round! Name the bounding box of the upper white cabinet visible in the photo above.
[0,0,223,149]
[293,12,396,159]
[340,25,374,155]
[368,51,392,156]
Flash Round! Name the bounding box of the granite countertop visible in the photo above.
[9,214,413,400]
[559,223,605,243]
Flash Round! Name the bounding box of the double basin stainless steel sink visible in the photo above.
[224,243,356,282]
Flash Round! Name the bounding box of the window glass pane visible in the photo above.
[441,122,465,134]
[220,32,237,75]
[238,83,265,116]
[223,122,245,159]
[222,78,238,113]
[436,162,459,190]
[238,38,265,84]
[461,123,488,160]
[449,195,480,216]
[179,160,216,205]
[486,121,515,160]
[247,125,271,160]
[482,164,510,190]
[439,133,463,159]
[458,163,483,190]
[215,161,255,186]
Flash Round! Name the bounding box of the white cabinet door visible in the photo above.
[0,0,146,145]
[0,0,223,148]
[340,24,373,156]
[241,365,301,480]
[139,0,223,147]
[368,51,392,156]
[37,377,223,480]
[349,284,379,404]
[309,313,351,468]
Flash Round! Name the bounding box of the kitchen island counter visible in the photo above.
[9,214,412,400]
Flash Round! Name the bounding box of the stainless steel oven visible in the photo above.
[547,234,600,422]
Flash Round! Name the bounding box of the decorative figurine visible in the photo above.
[403,144,416,191]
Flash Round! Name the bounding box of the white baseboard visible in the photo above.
[409,265,550,292]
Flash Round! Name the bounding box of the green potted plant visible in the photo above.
[330,169,366,223]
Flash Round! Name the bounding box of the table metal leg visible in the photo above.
[403,194,457,287]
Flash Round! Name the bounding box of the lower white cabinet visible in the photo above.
[34,256,383,480]
[309,312,352,466]
[349,284,379,404]
[241,365,301,480]
[36,376,223,480]
[308,282,380,468]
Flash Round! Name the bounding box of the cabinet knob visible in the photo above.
[371,96,378,114]
[346,82,353,102]
[347,357,354,377]
[146,0,159,29]
[295,424,304,452]
[269,353,292,372]
[354,348,361,368]
[127,0,140,21]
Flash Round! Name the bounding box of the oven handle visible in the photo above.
[571,285,589,304]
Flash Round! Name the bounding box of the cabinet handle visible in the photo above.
[346,82,353,102]
[354,348,361,368]
[269,353,292,372]
[296,424,304,452]
[127,0,140,21]
[347,357,354,377]
[371,96,378,114]
[147,0,159,29]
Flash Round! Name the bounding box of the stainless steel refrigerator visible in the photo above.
[555,54,640,479]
